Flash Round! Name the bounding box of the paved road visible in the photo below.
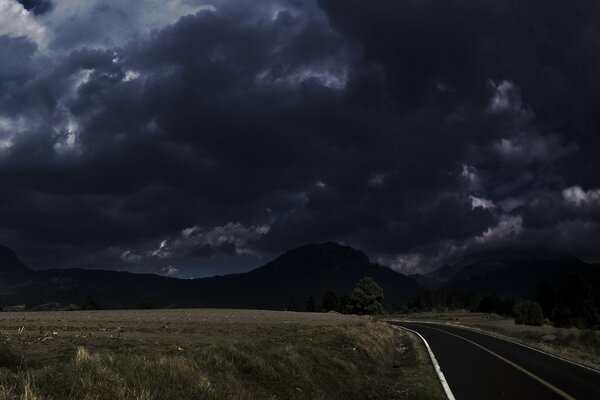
[393,322,600,400]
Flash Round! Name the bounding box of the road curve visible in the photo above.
[392,322,600,400]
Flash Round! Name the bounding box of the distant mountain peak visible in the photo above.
[279,242,370,263]
[535,253,582,264]
[253,242,372,275]
[0,245,23,266]
[0,244,35,284]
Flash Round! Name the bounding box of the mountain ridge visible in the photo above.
[2,243,599,309]
[0,242,422,309]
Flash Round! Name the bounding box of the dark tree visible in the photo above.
[82,295,100,310]
[348,277,384,315]
[287,297,298,312]
[478,295,515,317]
[322,290,339,312]
[539,274,599,329]
[305,296,316,312]
[339,294,350,314]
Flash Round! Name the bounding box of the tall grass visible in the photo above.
[0,321,443,400]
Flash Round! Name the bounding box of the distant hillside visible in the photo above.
[0,242,423,310]
[445,254,600,300]
[411,263,464,289]
[199,242,424,309]
[5,242,596,310]
[0,245,35,288]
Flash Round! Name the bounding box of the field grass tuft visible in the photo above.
[0,312,445,400]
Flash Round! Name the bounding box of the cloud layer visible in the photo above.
[1,0,599,276]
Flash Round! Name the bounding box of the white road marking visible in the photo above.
[393,325,456,400]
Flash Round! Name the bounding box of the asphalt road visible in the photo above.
[394,322,600,400]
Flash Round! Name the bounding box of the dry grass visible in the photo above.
[0,309,445,400]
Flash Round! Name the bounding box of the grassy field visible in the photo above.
[0,309,445,399]
[392,312,600,370]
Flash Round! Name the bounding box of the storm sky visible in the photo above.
[1,0,600,277]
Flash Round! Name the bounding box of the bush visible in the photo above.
[513,301,544,326]
[347,277,384,315]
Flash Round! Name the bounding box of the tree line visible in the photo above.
[386,273,599,329]
[288,277,386,315]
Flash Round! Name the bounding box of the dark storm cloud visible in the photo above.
[17,0,52,15]
[0,0,599,275]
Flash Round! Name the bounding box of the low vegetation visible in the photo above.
[0,309,444,400]
[391,272,600,331]
[513,301,544,326]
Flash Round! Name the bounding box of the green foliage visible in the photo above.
[348,277,384,315]
[539,274,600,329]
[513,301,544,326]
[322,290,339,312]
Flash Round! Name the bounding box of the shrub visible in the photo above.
[513,301,544,326]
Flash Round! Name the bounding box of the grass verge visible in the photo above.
[0,320,445,400]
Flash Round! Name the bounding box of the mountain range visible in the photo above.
[0,243,421,309]
[1,243,598,310]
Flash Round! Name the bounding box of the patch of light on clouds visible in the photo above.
[256,67,348,90]
[488,80,521,113]
[179,223,270,256]
[494,135,572,162]
[0,0,47,48]
[315,181,327,189]
[477,215,523,243]
[0,115,29,149]
[73,69,94,91]
[151,239,170,258]
[496,138,522,157]
[271,8,291,21]
[470,195,494,210]
[142,222,271,261]
[53,117,81,154]
[0,117,14,149]
[123,70,141,82]
[563,186,600,206]
[0,137,12,149]
[461,164,480,189]
[43,0,216,49]
[368,173,385,187]
[391,253,424,274]
[498,197,525,212]
[121,250,142,263]
[160,265,179,277]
